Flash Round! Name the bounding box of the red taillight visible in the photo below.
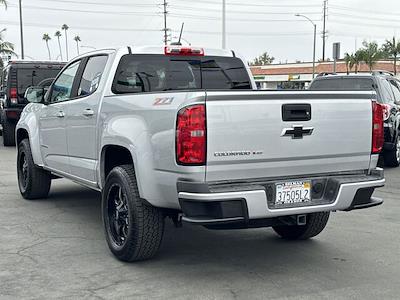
[381,103,391,121]
[10,87,18,104]
[165,46,204,56]
[176,104,206,165]
[372,101,384,154]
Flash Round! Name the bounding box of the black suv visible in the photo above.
[309,71,400,167]
[0,61,65,146]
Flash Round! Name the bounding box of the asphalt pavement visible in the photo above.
[0,137,399,299]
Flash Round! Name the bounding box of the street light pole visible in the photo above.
[18,0,25,59]
[295,14,316,79]
[222,0,226,49]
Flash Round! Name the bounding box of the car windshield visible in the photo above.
[310,77,376,91]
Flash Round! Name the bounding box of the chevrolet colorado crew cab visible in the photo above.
[16,46,385,262]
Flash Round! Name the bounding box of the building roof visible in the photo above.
[250,61,399,76]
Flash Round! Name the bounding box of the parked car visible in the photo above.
[0,60,65,146]
[16,46,385,262]
[309,72,400,167]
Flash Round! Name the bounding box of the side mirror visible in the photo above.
[24,86,45,103]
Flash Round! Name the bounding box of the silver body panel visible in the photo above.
[17,46,384,217]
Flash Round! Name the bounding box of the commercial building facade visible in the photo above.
[251,61,400,90]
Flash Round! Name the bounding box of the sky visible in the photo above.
[1,0,400,64]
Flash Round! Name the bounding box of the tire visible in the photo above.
[17,139,51,199]
[102,164,165,262]
[272,212,330,240]
[2,118,16,146]
[383,135,400,167]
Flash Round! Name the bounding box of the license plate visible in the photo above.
[275,181,311,205]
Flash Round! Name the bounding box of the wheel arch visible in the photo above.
[100,144,135,190]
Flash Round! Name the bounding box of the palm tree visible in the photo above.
[381,37,400,75]
[360,41,383,71]
[0,30,16,58]
[352,50,364,73]
[42,33,51,60]
[344,53,353,74]
[74,35,81,55]
[61,24,69,60]
[55,31,63,61]
[0,0,7,8]
[0,30,15,72]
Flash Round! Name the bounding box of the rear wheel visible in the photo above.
[383,135,400,167]
[272,212,330,240]
[2,118,16,146]
[102,164,165,262]
[17,139,51,199]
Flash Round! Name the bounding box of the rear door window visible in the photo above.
[112,54,251,94]
[388,79,400,103]
[378,78,395,104]
[78,55,108,97]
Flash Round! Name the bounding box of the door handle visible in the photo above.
[56,111,65,118]
[82,108,94,117]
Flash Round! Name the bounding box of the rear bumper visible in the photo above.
[178,169,385,225]
[2,108,22,121]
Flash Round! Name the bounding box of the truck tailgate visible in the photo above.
[205,91,375,182]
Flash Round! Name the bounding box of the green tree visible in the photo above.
[250,52,275,66]
[74,35,81,55]
[42,33,51,60]
[359,41,383,71]
[0,30,16,72]
[61,24,69,60]
[381,37,400,75]
[55,31,63,61]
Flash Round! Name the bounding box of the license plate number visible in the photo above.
[275,181,311,205]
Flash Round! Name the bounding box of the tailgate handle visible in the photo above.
[282,104,311,121]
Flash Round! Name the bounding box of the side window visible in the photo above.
[50,60,81,103]
[389,79,400,103]
[378,78,395,103]
[78,56,108,97]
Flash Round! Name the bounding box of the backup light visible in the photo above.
[176,104,206,165]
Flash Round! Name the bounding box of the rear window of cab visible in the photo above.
[111,54,252,94]
[309,77,376,91]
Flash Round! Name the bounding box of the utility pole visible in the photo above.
[322,0,327,61]
[222,0,226,49]
[18,0,25,59]
[163,0,169,45]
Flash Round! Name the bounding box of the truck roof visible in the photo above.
[7,60,66,65]
[73,46,236,60]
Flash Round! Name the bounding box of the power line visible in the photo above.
[172,0,322,8]
[1,20,312,37]
[9,0,158,7]
[169,4,322,15]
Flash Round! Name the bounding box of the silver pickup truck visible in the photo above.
[16,46,385,262]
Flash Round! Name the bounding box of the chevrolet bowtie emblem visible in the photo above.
[281,125,314,139]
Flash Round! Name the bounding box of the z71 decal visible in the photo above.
[153,97,174,105]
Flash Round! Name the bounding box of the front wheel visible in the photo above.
[102,164,165,262]
[272,212,330,240]
[17,139,51,199]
